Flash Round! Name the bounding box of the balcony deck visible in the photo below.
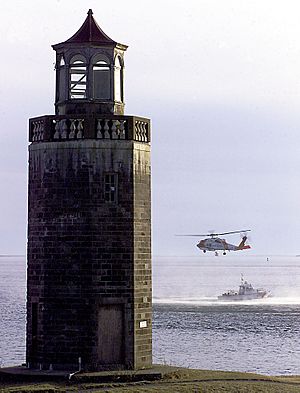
[29,115,150,143]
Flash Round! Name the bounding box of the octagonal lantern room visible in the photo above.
[52,9,127,116]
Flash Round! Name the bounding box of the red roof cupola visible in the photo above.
[65,9,116,45]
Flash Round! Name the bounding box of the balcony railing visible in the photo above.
[29,115,151,143]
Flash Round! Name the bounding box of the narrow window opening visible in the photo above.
[58,56,66,101]
[114,56,122,102]
[104,173,118,203]
[59,56,65,67]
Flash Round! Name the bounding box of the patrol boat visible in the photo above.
[218,275,270,301]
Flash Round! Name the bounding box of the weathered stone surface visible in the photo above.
[27,9,152,372]
[27,139,151,370]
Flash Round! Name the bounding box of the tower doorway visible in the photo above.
[97,304,124,365]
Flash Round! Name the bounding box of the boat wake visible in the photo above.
[153,296,300,306]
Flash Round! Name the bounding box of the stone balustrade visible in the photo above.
[31,119,45,141]
[96,119,126,140]
[54,118,84,140]
[29,115,150,143]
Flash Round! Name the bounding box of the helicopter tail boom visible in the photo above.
[239,245,251,250]
[237,236,251,250]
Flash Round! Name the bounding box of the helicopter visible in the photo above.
[177,230,251,256]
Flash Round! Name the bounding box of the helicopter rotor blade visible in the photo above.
[175,234,210,237]
[216,230,251,236]
[175,230,251,237]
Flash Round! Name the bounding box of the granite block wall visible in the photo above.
[27,139,151,370]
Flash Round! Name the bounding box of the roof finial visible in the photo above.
[54,9,124,46]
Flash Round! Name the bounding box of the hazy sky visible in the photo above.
[1,0,300,255]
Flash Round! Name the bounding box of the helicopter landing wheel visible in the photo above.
[223,252,226,255]
[203,250,206,253]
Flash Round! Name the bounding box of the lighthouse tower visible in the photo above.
[26,10,152,370]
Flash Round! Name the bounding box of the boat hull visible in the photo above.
[218,291,269,301]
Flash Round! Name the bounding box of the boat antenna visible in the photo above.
[241,273,244,284]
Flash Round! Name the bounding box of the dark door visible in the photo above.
[97,304,124,364]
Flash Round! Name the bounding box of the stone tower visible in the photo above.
[26,10,152,371]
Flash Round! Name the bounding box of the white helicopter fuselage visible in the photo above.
[197,238,237,252]
[197,236,250,253]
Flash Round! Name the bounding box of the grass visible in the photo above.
[1,367,300,392]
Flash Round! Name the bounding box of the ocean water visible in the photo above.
[0,256,26,368]
[153,255,300,375]
[1,255,300,375]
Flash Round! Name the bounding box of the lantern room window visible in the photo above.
[69,55,87,99]
[93,55,111,99]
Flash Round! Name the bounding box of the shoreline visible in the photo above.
[1,366,300,392]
